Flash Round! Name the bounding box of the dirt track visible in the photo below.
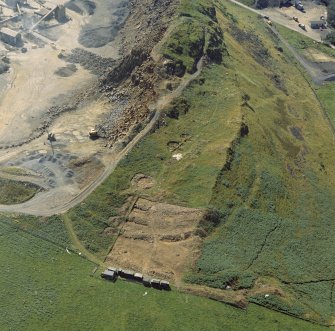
[228,0,325,42]
[228,0,335,84]
[0,56,204,216]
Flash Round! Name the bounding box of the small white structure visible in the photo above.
[172,153,183,161]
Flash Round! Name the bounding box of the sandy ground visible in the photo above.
[0,0,127,147]
[0,47,93,147]
[0,0,127,210]
[106,198,204,283]
[0,96,112,208]
[0,4,101,148]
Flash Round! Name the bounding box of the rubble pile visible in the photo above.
[97,0,179,146]
[64,48,116,75]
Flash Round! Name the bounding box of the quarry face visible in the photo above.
[0,0,131,212]
[0,0,178,214]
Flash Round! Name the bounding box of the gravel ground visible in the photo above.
[78,0,129,48]
[63,48,116,75]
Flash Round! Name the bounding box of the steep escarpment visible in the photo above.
[185,1,335,325]
[97,0,227,146]
[96,0,179,143]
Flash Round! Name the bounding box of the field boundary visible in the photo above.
[62,214,103,266]
[0,218,99,267]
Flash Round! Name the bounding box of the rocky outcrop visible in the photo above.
[95,0,179,145]
[162,2,227,76]
[101,48,149,89]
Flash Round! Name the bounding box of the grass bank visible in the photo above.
[0,220,329,331]
[0,178,41,205]
[184,0,335,325]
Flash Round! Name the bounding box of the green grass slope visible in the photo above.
[0,220,329,331]
[64,0,242,258]
[186,0,335,325]
[45,0,335,324]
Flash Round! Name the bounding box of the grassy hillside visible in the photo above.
[186,0,335,325]
[0,220,329,331]
[2,0,334,328]
[62,0,241,259]
[45,0,335,324]
[65,62,242,259]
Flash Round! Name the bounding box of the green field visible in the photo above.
[0,220,330,331]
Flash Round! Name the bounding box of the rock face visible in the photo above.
[0,58,9,74]
[96,0,179,145]
[94,0,229,146]
[206,25,225,64]
[63,48,116,75]
[100,48,149,89]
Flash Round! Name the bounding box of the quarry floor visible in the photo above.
[0,0,129,212]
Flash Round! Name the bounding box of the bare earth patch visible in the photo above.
[68,155,104,189]
[106,198,204,283]
[131,174,154,189]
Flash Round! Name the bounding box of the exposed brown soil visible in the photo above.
[106,198,204,283]
[68,155,104,189]
[131,174,155,189]
[179,278,286,310]
[180,283,248,309]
